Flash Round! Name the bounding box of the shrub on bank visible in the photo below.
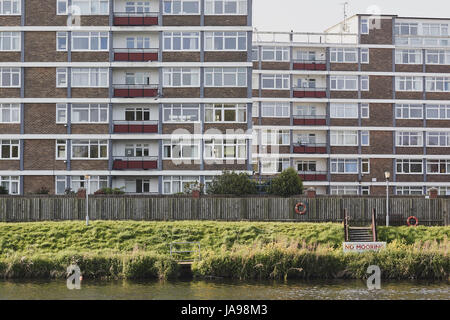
[268,168,303,197]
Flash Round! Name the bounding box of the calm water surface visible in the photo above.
[0,279,448,300]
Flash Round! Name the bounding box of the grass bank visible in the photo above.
[0,221,448,280]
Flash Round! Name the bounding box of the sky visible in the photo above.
[253,0,450,32]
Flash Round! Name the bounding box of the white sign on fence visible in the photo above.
[343,242,386,253]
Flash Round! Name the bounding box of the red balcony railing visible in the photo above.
[293,59,327,71]
[113,12,158,26]
[293,143,327,154]
[293,115,326,126]
[113,121,158,133]
[114,48,158,62]
[298,171,328,181]
[113,156,158,170]
[293,87,327,98]
[113,84,158,98]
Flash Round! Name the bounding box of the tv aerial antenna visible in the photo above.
[341,2,350,32]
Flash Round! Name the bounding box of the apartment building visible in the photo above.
[0,0,253,195]
[252,14,450,196]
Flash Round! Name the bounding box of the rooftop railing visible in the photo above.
[253,31,358,45]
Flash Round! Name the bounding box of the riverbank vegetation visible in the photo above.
[0,221,448,280]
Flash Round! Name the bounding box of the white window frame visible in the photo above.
[330,130,358,146]
[261,130,290,146]
[163,0,200,15]
[0,103,20,123]
[163,139,200,160]
[330,76,358,91]
[0,176,19,195]
[396,159,423,174]
[330,48,358,63]
[71,104,108,124]
[125,1,152,13]
[71,175,108,194]
[163,103,200,123]
[204,67,247,87]
[163,32,200,51]
[361,131,370,146]
[0,0,20,15]
[261,158,290,174]
[361,159,370,174]
[55,176,68,195]
[261,102,290,118]
[125,107,151,121]
[425,104,450,119]
[260,46,289,61]
[204,32,247,51]
[72,32,109,51]
[331,159,359,174]
[163,176,200,195]
[395,49,422,64]
[426,77,450,92]
[56,68,68,88]
[396,186,424,195]
[56,32,68,51]
[395,23,418,36]
[361,104,369,118]
[427,132,450,147]
[330,186,359,195]
[330,103,358,119]
[205,0,247,15]
[360,76,369,91]
[427,159,450,174]
[396,131,423,147]
[261,74,290,90]
[205,103,247,123]
[163,68,200,87]
[0,32,20,51]
[56,140,67,160]
[395,76,423,91]
[56,104,68,124]
[361,18,369,34]
[71,68,109,87]
[71,140,108,159]
[426,50,450,65]
[0,68,20,87]
[360,48,369,64]
[204,138,247,160]
[58,0,109,15]
[395,104,423,119]
[0,139,19,159]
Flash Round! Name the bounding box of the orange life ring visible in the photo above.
[295,202,307,215]
[407,216,419,227]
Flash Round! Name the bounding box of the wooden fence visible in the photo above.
[0,196,448,226]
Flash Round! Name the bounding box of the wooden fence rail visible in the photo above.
[0,196,448,225]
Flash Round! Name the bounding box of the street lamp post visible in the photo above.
[85,175,90,226]
[384,171,390,227]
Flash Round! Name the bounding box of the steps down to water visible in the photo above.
[348,227,374,242]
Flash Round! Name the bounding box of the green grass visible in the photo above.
[0,221,448,257]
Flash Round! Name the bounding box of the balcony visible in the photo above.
[113,156,158,170]
[113,121,158,133]
[298,171,328,181]
[293,87,327,98]
[293,143,327,154]
[293,60,327,71]
[293,115,326,126]
[113,12,158,26]
[113,84,158,98]
[114,48,158,62]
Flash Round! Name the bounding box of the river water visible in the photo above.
[0,279,448,300]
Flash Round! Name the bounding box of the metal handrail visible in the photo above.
[298,171,327,175]
[113,84,158,89]
[292,59,327,63]
[114,48,158,53]
[293,143,327,148]
[114,11,158,17]
[113,156,158,161]
[114,120,158,125]
[293,115,326,119]
[292,87,327,91]
[170,242,201,262]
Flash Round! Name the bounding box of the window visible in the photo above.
[396,132,423,146]
[261,46,289,61]
[426,50,450,65]
[427,132,450,147]
[0,140,19,159]
[205,104,246,123]
[55,176,67,195]
[261,159,290,173]
[427,160,450,174]
[262,130,290,145]
[252,48,259,61]
[361,104,369,118]
[396,104,423,119]
[0,32,20,51]
[396,186,423,195]
[71,68,108,87]
[261,74,289,89]
[395,50,422,64]
[295,105,317,117]
[71,176,108,194]
[361,159,370,174]
[204,68,247,87]
[397,159,423,174]
[72,140,108,159]
[297,161,317,173]
[204,139,246,159]
[423,23,448,36]
[0,176,19,195]
[0,104,19,123]
[163,0,199,14]
[361,18,369,34]
[330,130,358,146]
[163,139,200,159]
[163,68,200,87]
[426,77,450,92]
[394,23,418,36]
[331,159,358,174]
[163,32,199,51]
[361,131,370,146]
[205,32,246,51]
[61,0,109,15]
[56,32,68,51]
[72,32,108,51]
[360,48,369,63]
[330,76,358,91]
[330,48,358,63]
[295,51,316,62]
[163,104,199,122]
[125,1,152,13]
[295,133,316,145]
[330,186,359,195]
[361,186,370,195]
[56,140,67,160]
[56,68,68,88]
[205,0,247,14]
[125,72,151,85]
[125,107,150,121]
[125,143,150,157]
[396,77,423,91]
[163,176,199,194]
[56,104,67,123]
[330,103,358,118]
[0,0,20,15]
[72,104,108,123]
[360,76,369,91]
[126,36,151,49]
[261,102,289,118]
[425,104,450,119]
[0,68,20,87]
